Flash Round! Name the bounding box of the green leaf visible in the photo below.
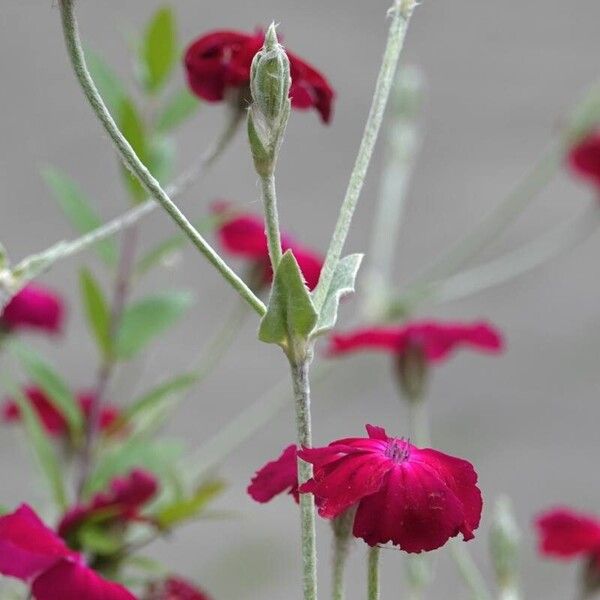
[5,381,67,509]
[156,89,200,132]
[79,525,122,556]
[121,373,198,423]
[140,7,177,93]
[79,268,111,358]
[311,254,363,338]
[134,214,220,276]
[258,251,318,348]
[119,98,148,161]
[147,135,175,183]
[115,291,194,359]
[0,242,8,270]
[86,438,184,495]
[155,479,225,529]
[86,49,127,116]
[42,167,117,266]
[11,343,84,437]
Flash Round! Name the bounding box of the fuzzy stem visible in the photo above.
[57,0,265,317]
[76,225,138,497]
[450,542,493,600]
[367,546,381,600]
[331,510,355,600]
[313,0,417,312]
[260,174,283,270]
[290,358,318,600]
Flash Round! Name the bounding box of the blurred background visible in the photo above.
[1,1,599,598]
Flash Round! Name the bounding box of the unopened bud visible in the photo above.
[395,343,428,403]
[490,496,521,593]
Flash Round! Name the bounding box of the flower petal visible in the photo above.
[248,445,299,503]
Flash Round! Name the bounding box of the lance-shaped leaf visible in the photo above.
[5,381,67,509]
[86,49,127,117]
[79,268,111,358]
[140,6,177,93]
[258,251,318,349]
[311,254,363,338]
[42,167,117,266]
[156,88,200,133]
[11,343,84,437]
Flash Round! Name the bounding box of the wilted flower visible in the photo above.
[0,284,64,334]
[299,425,483,553]
[184,29,334,123]
[0,504,135,600]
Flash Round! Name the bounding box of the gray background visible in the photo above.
[1,1,599,599]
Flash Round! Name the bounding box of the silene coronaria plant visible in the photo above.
[0,1,599,599]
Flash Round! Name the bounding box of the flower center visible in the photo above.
[385,438,411,463]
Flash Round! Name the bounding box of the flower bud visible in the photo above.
[250,24,291,123]
[490,496,520,593]
[395,343,428,403]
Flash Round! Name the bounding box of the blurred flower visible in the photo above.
[145,576,212,600]
[184,29,335,123]
[329,320,504,363]
[58,469,159,541]
[568,129,600,192]
[212,202,323,290]
[0,284,64,335]
[299,425,482,553]
[2,386,122,439]
[0,504,135,600]
[248,444,299,503]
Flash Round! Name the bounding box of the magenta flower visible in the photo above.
[248,444,300,503]
[1,284,64,335]
[58,469,159,540]
[2,386,122,439]
[0,505,136,600]
[213,202,323,290]
[568,129,600,192]
[145,576,212,600]
[299,425,482,553]
[536,508,600,568]
[329,320,504,363]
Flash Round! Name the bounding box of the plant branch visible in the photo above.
[313,0,418,312]
[367,546,381,600]
[261,174,283,270]
[57,0,265,317]
[450,542,493,600]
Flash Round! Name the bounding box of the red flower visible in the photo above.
[213,202,323,290]
[1,284,64,334]
[299,425,482,553]
[145,577,212,600]
[329,320,504,364]
[2,386,122,439]
[536,508,600,569]
[568,129,600,192]
[0,504,136,600]
[58,469,158,539]
[248,444,299,503]
[184,30,335,123]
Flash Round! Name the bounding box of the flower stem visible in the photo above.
[260,174,283,270]
[290,357,318,600]
[367,546,381,600]
[76,225,138,497]
[57,0,265,317]
[313,0,417,312]
[450,542,493,600]
[331,509,355,600]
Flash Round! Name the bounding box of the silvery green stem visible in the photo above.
[290,358,318,600]
[364,67,423,319]
[406,143,563,288]
[391,202,600,312]
[313,0,418,312]
[331,509,355,600]
[368,546,381,600]
[450,542,493,600]
[57,0,265,317]
[261,174,283,269]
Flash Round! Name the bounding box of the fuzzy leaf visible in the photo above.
[155,480,225,529]
[311,254,363,338]
[79,268,111,358]
[42,167,117,266]
[140,7,177,93]
[258,251,318,348]
[7,382,67,509]
[12,343,84,437]
[156,88,200,132]
[115,291,193,359]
